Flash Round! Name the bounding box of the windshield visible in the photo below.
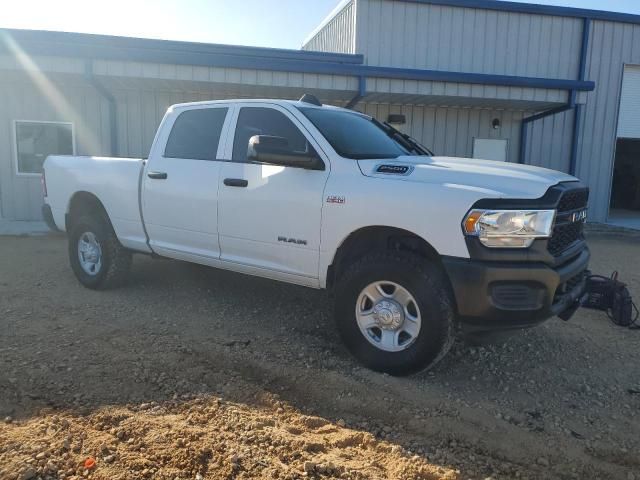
[299,107,415,160]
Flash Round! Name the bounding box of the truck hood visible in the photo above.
[358,156,578,199]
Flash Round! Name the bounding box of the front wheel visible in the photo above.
[335,252,456,376]
[68,214,132,290]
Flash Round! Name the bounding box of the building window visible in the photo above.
[14,121,74,175]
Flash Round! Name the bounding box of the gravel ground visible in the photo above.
[0,232,639,480]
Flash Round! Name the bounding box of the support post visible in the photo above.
[569,18,591,175]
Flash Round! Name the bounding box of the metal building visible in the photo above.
[1,0,639,226]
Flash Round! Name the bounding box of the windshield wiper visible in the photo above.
[373,119,433,156]
[383,121,434,156]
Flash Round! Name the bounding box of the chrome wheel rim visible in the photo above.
[355,281,422,352]
[77,232,103,276]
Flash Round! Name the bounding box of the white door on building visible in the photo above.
[473,138,508,162]
[610,65,640,219]
[617,65,640,139]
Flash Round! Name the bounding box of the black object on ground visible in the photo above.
[582,271,639,329]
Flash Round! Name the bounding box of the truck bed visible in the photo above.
[44,155,150,252]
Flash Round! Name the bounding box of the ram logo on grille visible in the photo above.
[570,210,588,223]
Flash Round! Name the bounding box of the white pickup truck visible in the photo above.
[42,95,590,375]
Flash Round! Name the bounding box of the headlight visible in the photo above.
[463,209,556,248]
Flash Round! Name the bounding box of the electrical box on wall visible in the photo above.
[473,138,508,162]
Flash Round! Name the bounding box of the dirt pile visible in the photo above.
[0,395,457,480]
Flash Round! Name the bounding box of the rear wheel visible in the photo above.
[68,214,132,289]
[335,251,455,375]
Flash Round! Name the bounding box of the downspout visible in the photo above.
[569,18,591,176]
[346,76,366,109]
[84,59,118,156]
[519,17,591,170]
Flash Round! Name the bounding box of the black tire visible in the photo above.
[68,214,132,290]
[334,251,456,376]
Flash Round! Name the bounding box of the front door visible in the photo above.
[218,104,329,280]
[142,105,232,260]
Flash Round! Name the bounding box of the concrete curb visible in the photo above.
[0,220,53,237]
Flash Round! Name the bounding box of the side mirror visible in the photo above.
[247,135,322,170]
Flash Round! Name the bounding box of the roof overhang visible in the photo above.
[0,28,594,114]
[0,29,595,93]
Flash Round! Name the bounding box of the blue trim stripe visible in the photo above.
[400,0,640,26]
[360,67,593,90]
[0,29,595,92]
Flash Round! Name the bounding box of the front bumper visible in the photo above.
[442,246,590,332]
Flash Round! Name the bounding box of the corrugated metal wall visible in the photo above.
[0,77,111,220]
[355,0,583,80]
[360,103,528,164]
[302,0,356,54]
[576,20,640,222]
[525,109,574,174]
[93,60,357,96]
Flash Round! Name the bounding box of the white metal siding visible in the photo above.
[617,65,640,139]
[302,0,356,54]
[360,103,527,164]
[92,60,356,93]
[355,0,583,79]
[525,109,574,174]
[0,78,111,220]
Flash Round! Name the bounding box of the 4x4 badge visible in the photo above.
[326,195,346,204]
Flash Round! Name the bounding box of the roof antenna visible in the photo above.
[299,93,322,106]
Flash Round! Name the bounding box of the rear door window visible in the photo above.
[164,108,228,160]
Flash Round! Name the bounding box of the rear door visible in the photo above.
[141,105,233,260]
[217,103,329,281]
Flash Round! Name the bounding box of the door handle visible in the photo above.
[148,171,168,180]
[224,178,248,187]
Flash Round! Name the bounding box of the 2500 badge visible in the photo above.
[278,236,308,246]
